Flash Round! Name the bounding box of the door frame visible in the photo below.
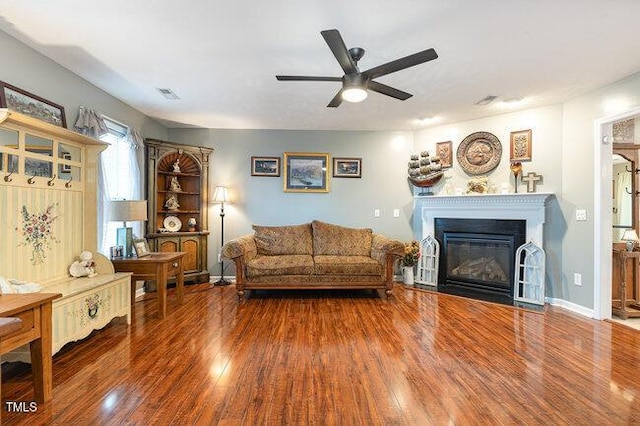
[596,106,640,320]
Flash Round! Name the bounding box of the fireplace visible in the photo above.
[413,193,552,304]
[435,218,526,300]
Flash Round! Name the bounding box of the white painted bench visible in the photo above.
[2,254,131,363]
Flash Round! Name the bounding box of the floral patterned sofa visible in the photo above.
[222,220,404,297]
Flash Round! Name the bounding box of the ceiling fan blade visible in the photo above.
[327,90,343,108]
[365,48,438,80]
[276,75,342,82]
[321,29,358,74]
[368,81,412,100]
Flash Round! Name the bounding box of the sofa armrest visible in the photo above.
[222,235,258,260]
[222,235,258,296]
[371,234,405,259]
[371,234,405,283]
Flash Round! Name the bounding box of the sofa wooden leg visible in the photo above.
[237,290,245,299]
[385,289,393,298]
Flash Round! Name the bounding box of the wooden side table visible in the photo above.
[112,252,186,319]
[0,292,62,403]
[612,249,640,319]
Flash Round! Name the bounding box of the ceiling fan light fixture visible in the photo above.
[341,74,368,103]
[342,87,368,103]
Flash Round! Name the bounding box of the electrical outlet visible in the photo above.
[575,209,587,221]
[217,253,222,263]
[393,209,400,218]
[574,273,582,286]
[374,209,381,218]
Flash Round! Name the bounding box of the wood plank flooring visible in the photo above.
[2,283,640,425]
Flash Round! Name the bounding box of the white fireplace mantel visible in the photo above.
[414,193,554,245]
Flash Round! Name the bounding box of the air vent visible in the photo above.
[156,88,180,100]
[475,95,497,106]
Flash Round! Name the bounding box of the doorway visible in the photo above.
[596,108,640,320]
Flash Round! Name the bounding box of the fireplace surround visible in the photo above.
[413,193,553,304]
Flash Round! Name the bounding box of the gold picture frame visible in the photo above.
[283,152,330,193]
[510,129,532,162]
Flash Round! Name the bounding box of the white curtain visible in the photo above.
[74,106,143,255]
[73,106,108,138]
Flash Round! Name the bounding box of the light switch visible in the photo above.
[575,209,587,221]
[393,209,400,218]
[374,209,380,218]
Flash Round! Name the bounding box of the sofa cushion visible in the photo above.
[253,223,313,255]
[313,255,382,275]
[311,220,372,256]
[246,255,314,278]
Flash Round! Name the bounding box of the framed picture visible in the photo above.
[333,157,362,178]
[0,81,67,128]
[251,156,280,176]
[436,141,453,168]
[61,152,72,173]
[283,152,330,193]
[510,129,532,162]
[133,238,151,257]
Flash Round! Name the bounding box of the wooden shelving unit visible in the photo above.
[144,138,213,284]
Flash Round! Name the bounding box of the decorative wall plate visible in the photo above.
[163,216,182,232]
[456,131,502,175]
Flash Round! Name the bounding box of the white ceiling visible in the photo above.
[1,0,640,131]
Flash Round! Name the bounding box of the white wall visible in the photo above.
[167,128,416,275]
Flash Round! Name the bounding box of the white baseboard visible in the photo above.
[546,297,596,319]
[209,276,236,284]
[135,287,145,299]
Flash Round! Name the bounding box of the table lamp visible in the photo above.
[109,200,148,257]
[212,186,231,285]
[622,229,639,252]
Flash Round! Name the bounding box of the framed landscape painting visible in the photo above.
[0,81,67,128]
[283,152,330,193]
[251,156,280,176]
[333,157,362,178]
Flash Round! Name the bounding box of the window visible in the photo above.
[98,116,142,255]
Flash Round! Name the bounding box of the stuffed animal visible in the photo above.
[69,251,97,278]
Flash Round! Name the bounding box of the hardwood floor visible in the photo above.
[2,283,640,425]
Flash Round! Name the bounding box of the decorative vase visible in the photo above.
[402,266,415,286]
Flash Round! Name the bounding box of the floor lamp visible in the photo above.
[213,186,231,286]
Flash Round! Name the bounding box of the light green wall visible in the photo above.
[167,128,416,274]
[562,71,640,312]
[414,105,565,300]
[0,30,167,140]
[6,25,640,315]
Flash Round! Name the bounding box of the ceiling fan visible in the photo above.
[276,29,438,107]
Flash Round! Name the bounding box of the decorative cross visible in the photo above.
[522,172,543,193]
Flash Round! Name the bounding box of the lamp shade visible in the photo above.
[622,229,639,241]
[109,200,148,222]
[213,186,230,204]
